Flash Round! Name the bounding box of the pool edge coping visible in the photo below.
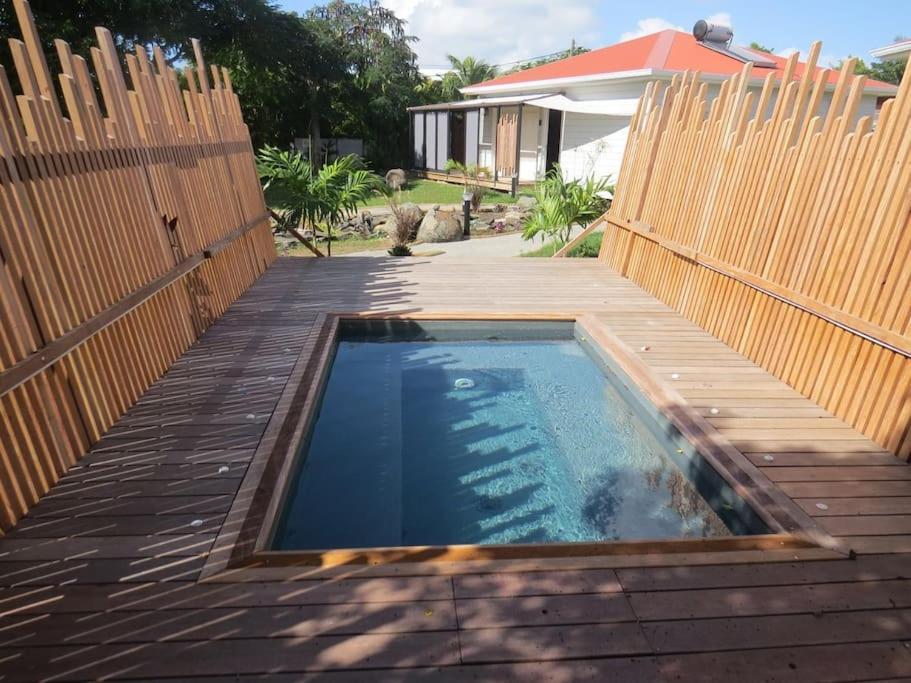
[200,311,848,581]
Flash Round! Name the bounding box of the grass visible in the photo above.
[521,231,603,258]
[360,179,531,208]
[277,235,392,257]
[277,226,526,258]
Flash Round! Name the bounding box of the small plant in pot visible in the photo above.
[386,191,422,256]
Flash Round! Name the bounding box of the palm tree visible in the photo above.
[522,165,613,248]
[442,55,498,99]
[257,146,384,256]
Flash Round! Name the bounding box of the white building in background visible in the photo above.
[871,38,911,63]
[408,22,897,188]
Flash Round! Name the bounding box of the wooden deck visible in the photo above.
[1,256,910,681]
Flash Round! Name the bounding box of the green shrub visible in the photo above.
[387,243,413,256]
[522,166,612,252]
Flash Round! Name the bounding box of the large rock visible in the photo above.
[385,168,406,190]
[416,208,463,242]
[502,210,524,226]
[516,195,538,209]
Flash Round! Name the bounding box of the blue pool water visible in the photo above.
[273,323,763,550]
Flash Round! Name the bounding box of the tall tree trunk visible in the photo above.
[309,109,322,170]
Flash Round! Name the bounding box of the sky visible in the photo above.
[275,0,911,72]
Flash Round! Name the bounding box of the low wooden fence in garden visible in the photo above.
[0,0,276,532]
[598,43,911,459]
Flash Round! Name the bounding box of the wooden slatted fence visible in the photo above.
[598,43,911,459]
[0,0,276,532]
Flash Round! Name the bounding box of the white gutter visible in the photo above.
[461,69,657,95]
[871,40,911,62]
[531,94,640,117]
[462,66,897,98]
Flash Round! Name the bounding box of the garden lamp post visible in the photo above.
[462,191,472,237]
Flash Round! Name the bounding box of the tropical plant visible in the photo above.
[521,166,613,248]
[441,55,497,100]
[257,146,383,256]
[444,159,491,211]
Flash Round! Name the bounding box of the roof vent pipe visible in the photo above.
[693,20,734,45]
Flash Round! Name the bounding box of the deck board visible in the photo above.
[0,256,909,681]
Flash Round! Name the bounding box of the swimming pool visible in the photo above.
[271,319,769,551]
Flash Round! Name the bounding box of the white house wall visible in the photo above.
[519,107,544,182]
[552,84,882,184]
[559,112,630,183]
[453,75,885,183]
[478,108,496,171]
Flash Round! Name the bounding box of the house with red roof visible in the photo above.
[408,21,897,189]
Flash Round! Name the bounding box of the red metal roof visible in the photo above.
[471,30,895,91]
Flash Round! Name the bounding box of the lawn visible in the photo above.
[277,235,390,257]
[521,232,603,258]
[360,179,529,207]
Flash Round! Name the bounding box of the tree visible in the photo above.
[504,46,589,75]
[207,10,349,150]
[257,146,384,256]
[308,0,423,169]
[835,56,906,86]
[0,0,191,60]
[2,0,427,168]
[749,41,774,53]
[440,55,498,99]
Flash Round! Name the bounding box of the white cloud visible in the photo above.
[620,17,684,42]
[705,12,732,29]
[382,0,602,70]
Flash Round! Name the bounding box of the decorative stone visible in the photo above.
[516,195,538,209]
[416,208,463,243]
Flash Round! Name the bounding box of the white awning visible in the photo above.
[530,94,640,117]
[407,93,554,112]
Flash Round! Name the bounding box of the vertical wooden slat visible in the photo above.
[598,44,910,460]
[0,0,276,533]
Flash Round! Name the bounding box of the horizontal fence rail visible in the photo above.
[0,0,277,532]
[599,42,911,459]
